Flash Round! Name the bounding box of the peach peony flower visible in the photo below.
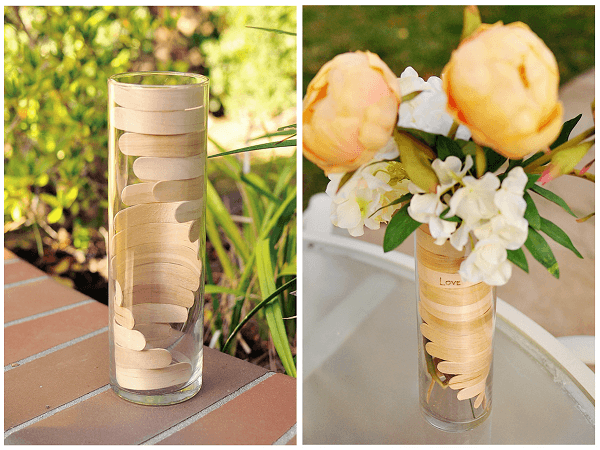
[303,51,401,174]
[442,22,564,159]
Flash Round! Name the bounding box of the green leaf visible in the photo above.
[461,5,482,41]
[207,139,296,159]
[204,285,244,296]
[551,114,582,150]
[436,135,463,160]
[482,146,507,173]
[47,206,63,224]
[383,203,421,252]
[531,184,577,217]
[539,217,583,258]
[506,248,529,273]
[439,207,460,222]
[245,26,296,36]
[369,193,412,218]
[524,227,559,278]
[249,129,297,141]
[525,173,541,190]
[397,126,437,147]
[240,173,281,203]
[523,192,541,230]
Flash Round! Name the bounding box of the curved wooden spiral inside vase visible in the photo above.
[111,86,204,392]
[416,225,494,410]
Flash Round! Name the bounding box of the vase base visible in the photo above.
[111,376,202,406]
[420,405,491,433]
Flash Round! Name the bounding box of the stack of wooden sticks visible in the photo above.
[110,84,205,391]
[416,226,494,410]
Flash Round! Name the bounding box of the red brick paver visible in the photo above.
[4,260,47,285]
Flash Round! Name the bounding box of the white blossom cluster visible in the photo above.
[408,157,529,286]
[326,67,530,286]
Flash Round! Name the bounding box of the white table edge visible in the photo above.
[303,230,595,405]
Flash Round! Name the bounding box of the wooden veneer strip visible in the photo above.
[113,107,204,135]
[112,249,201,280]
[135,323,184,348]
[113,84,205,111]
[419,302,493,333]
[121,182,155,206]
[153,176,204,203]
[115,360,192,391]
[132,303,189,324]
[448,369,489,390]
[416,225,465,259]
[437,354,492,375]
[456,379,488,401]
[112,222,199,256]
[114,200,202,232]
[419,288,493,316]
[425,342,491,362]
[420,296,492,323]
[115,261,200,292]
[115,345,173,369]
[419,281,492,307]
[114,320,146,351]
[416,244,464,273]
[124,284,195,309]
[420,323,492,348]
[115,305,135,329]
[133,155,204,181]
[119,131,205,158]
[418,261,479,289]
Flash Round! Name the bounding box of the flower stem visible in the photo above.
[524,126,595,172]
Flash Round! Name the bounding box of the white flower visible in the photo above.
[326,142,408,236]
[408,183,457,244]
[494,166,528,221]
[449,172,500,228]
[474,214,528,251]
[459,235,512,286]
[397,67,471,140]
[432,155,473,191]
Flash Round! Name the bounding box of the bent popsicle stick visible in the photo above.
[420,281,492,307]
[115,305,135,329]
[417,262,480,289]
[448,369,489,390]
[152,176,204,202]
[419,287,493,314]
[114,200,202,232]
[121,182,156,206]
[437,354,492,375]
[136,323,184,348]
[116,262,200,291]
[114,320,146,351]
[119,131,205,158]
[416,244,464,273]
[112,85,205,112]
[132,303,189,324]
[114,345,172,369]
[419,302,494,334]
[115,361,192,391]
[425,342,491,363]
[114,279,123,307]
[112,222,199,256]
[420,323,492,348]
[133,155,204,182]
[113,107,204,135]
[123,284,195,309]
[112,249,201,281]
[474,391,485,409]
[420,296,492,323]
[457,379,488,401]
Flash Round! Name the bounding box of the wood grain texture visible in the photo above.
[132,303,189,324]
[123,284,195,309]
[112,222,199,256]
[115,361,192,391]
[113,107,204,135]
[114,261,200,292]
[113,84,205,111]
[114,321,146,351]
[152,176,204,202]
[114,345,173,369]
[119,131,205,157]
[133,155,204,181]
[114,200,202,232]
[121,182,156,206]
[135,323,184,348]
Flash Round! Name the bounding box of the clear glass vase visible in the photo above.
[415,225,495,431]
[107,72,209,405]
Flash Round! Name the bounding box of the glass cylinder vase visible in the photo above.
[415,225,495,431]
[107,72,209,405]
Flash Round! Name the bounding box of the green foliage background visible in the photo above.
[302,5,595,209]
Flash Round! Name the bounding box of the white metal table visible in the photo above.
[303,231,594,444]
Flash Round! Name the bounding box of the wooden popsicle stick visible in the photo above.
[474,391,485,409]
[420,323,492,348]
[419,302,494,335]
[114,107,204,135]
[121,182,156,206]
[115,361,192,391]
[119,131,205,158]
[136,323,185,348]
[132,303,189,324]
[115,345,173,369]
[124,284,195,309]
[416,226,465,259]
[420,296,492,323]
[152,176,204,202]
[113,84,205,111]
[416,244,464,273]
[425,341,491,362]
[114,279,123,307]
[448,369,489,390]
[115,305,135,329]
[133,155,204,182]
[457,379,487,401]
[417,261,480,289]
[114,200,202,232]
[420,281,492,307]
[115,260,201,292]
[112,249,201,280]
[112,222,199,256]
[114,320,146,351]
[437,354,492,375]
[188,219,201,243]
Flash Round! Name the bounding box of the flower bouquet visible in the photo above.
[303,6,594,431]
